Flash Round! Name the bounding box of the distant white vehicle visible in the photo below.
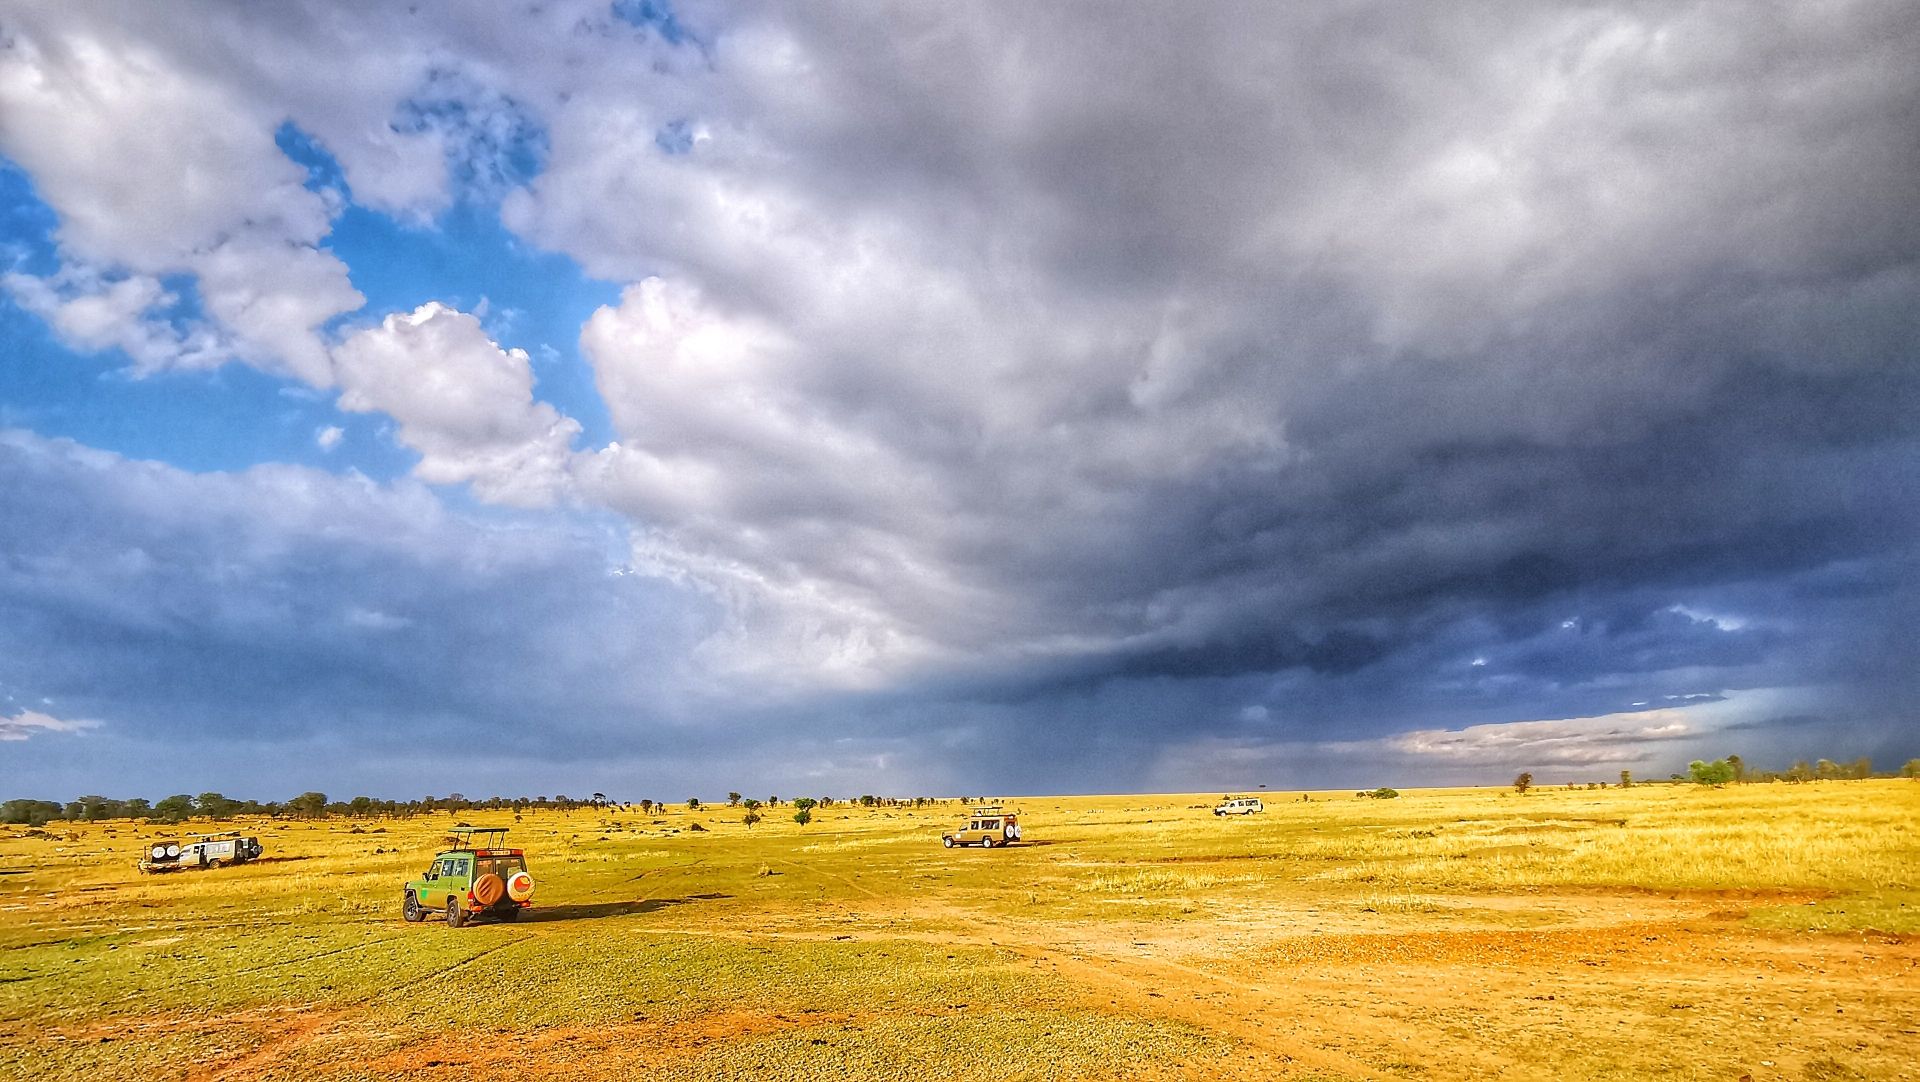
[138,831,262,873]
[1213,796,1264,816]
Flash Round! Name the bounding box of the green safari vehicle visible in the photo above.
[403,827,534,927]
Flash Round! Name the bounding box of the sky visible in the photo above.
[2,0,1917,803]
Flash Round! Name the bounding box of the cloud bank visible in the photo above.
[1,1,1917,796]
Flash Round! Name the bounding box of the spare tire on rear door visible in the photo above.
[473,872,506,907]
[506,870,534,903]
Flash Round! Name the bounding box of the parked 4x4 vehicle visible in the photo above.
[404,827,534,927]
[138,831,263,873]
[941,806,1022,848]
[1213,796,1264,816]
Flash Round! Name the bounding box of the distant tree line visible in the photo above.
[0,790,632,828]
[1508,756,1919,794]
[1,789,970,828]
[1680,755,1898,784]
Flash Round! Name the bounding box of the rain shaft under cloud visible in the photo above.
[1,0,1917,798]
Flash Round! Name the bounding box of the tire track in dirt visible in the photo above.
[625,901,1380,1079]
[187,1008,337,1082]
[170,927,559,1080]
[907,901,1383,1079]
[102,929,417,1010]
[771,855,881,897]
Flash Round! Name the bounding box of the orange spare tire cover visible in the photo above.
[473,872,506,906]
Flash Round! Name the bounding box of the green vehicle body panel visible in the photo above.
[407,852,476,909]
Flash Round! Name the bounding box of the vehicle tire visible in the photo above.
[446,896,465,928]
[981,836,995,848]
[942,836,954,848]
[403,890,424,923]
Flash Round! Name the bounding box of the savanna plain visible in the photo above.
[2,782,1916,1081]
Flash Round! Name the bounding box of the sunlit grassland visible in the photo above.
[2,780,1914,1078]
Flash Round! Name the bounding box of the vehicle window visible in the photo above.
[982,819,1000,830]
[478,856,526,879]
[454,858,472,877]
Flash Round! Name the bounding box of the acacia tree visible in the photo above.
[741,798,762,827]
[1619,770,1632,788]
[1513,773,1533,794]
[1688,760,1736,785]
[791,797,817,825]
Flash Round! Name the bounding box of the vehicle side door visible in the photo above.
[420,857,451,906]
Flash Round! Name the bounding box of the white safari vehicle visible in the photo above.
[1213,796,1264,816]
[942,805,1023,848]
[139,831,264,872]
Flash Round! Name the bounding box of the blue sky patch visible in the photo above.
[655,119,696,155]
[0,129,619,478]
[394,71,549,205]
[0,163,60,278]
[612,0,692,46]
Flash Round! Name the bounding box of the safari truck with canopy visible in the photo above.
[941,805,1023,848]
[403,827,534,927]
[1213,795,1265,816]
[138,831,263,873]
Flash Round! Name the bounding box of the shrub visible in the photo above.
[1371,788,1399,799]
[792,797,817,825]
[1688,760,1736,785]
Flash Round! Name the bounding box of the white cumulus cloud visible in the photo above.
[332,303,581,507]
[0,710,99,741]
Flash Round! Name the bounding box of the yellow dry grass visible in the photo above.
[2,780,1915,1080]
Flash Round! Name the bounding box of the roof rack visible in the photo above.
[445,826,511,850]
